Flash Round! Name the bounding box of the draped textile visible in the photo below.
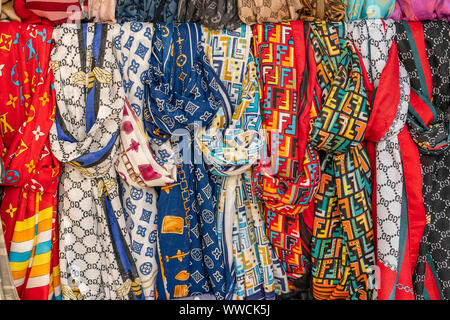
[389,0,450,22]
[0,221,19,299]
[0,22,61,300]
[238,0,345,25]
[89,0,116,23]
[113,22,177,300]
[252,21,321,293]
[115,0,178,23]
[346,20,416,300]
[343,0,395,20]
[395,21,450,300]
[309,21,376,300]
[144,23,230,300]
[0,1,22,21]
[177,0,242,31]
[14,0,88,25]
[198,25,289,300]
[50,23,143,300]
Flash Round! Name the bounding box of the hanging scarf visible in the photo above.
[113,22,177,300]
[395,20,450,300]
[346,19,418,300]
[343,0,395,20]
[309,21,376,300]
[89,0,117,23]
[1,1,22,21]
[115,0,178,23]
[50,23,143,300]
[144,22,230,300]
[177,0,242,31]
[197,25,289,300]
[0,22,61,300]
[252,21,321,294]
[389,0,450,22]
[298,0,346,21]
[14,0,88,25]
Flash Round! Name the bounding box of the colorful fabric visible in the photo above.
[199,25,288,300]
[177,0,242,31]
[89,0,117,23]
[346,19,416,300]
[113,23,177,299]
[50,23,143,300]
[115,0,178,23]
[344,0,395,20]
[389,0,450,22]
[144,23,229,300]
[14,0,88,25]
[395,20,450,300]
[298,0,346,21]
[252,21,321,293]
[309,21,376,300]
[0,22,61,300]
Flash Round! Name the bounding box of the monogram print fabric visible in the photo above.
[309,21,376,300]
[252,21,321,292]
[50,23,143,300]
[0,22,61,300]
[177,0,242,31]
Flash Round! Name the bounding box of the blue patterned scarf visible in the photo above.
[116,0,178,23]
[144,22,232,300]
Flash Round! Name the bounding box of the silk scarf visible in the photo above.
[298,0,346,21]
[113,22,177,300]
[144,23,230,300]
[252,21,321,294]
[89,0,117,23]
[346,20,417,300]
[0,22,61,300]
[14,0,88,25]
[177,0,242,31]
[115,0,178,23]
[395,21,450,300]
[389,0,450,22]
[1,1,22,21]
[343,0,395,20]
[198,25,289,300]
[50,23,143,300]
[309,21,376,300]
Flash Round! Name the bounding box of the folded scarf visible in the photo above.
[50,23,143,300]
[0,22,61,300]
[115,0,178,23]
[395,20,450,300]
[113,22,177,300]
[252,21,321,293]
[144,22,229,300]
[309,21,376,300]
[177,0,242,31]
[238,0,345,25]
[343,0,395,20]
[389,0,450,22]
[14,0,88,25]
[198,24,289,300]
[89,0,116,23]
[347,19,417,300]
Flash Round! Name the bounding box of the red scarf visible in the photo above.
[0,22,61,300]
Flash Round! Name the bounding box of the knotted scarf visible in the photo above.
[144,23,229,300]
[347,19,417,300]
[309,21,376,300]
[0,22,61,300]
[389,0,450,22]
[343,0,395,20]
[177,0,242,31]
[50,23,143,300]
[14,0,88,25]
[198,25,289,300]
[113,22,177,300]
[395,20,450,300]
[252,21,321,294]
[115,0,178,23]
